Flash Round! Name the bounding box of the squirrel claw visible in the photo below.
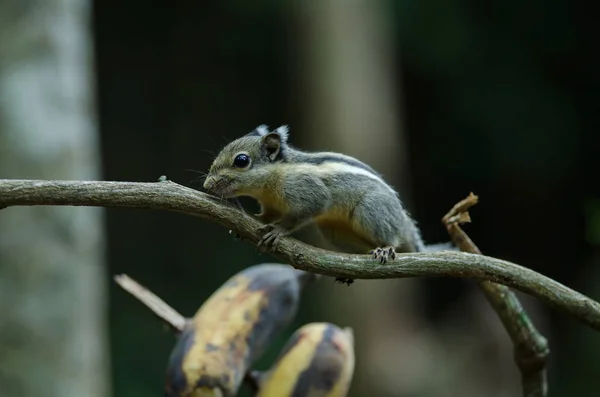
[369,246,396,264]
[257,224,288,252]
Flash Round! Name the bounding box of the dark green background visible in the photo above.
[92,1,600,396]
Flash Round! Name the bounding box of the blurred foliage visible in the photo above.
[584,197,600,245]
[89,0,600,396]
[392,0,580,179]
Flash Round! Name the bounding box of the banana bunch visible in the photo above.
[162,263,355,397]
[165,263,314,397]
[254,322,355,397]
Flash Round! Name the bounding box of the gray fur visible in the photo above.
[206,125,448,256]
[264,127,426,254]
[277,173,331,231]
[310,171,425,254]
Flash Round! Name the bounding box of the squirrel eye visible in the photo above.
[233,154,251,168]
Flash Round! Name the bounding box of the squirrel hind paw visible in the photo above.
[369,246,396,264]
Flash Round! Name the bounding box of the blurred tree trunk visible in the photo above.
[0,1,109,397]
[290,1,519,396]
[291,2,428,396]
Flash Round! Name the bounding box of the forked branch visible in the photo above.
[442,193,548,397]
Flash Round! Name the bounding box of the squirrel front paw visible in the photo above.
[369,246,396,264]
[257,224,289,252]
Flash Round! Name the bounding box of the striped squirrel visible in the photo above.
[203,125,452,284]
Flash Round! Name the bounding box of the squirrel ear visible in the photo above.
[252,124,270,136]
[272,125,289,143]
[261,133,282,161]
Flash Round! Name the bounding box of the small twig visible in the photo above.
[442,193,548,397]
[114,274,187,333]
[1,179,600,332]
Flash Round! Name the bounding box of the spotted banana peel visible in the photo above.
[254,322,355,397]
[164,263,315,397]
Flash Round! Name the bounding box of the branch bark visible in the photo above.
[1,178,600,332]
[443,193,548,397]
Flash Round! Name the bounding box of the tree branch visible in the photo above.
[443,193,548,397]
[1,178,600,332]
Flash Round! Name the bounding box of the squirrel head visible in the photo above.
[203,125,290,197]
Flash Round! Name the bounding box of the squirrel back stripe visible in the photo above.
[275,162,397,195]
[291,152,382,178]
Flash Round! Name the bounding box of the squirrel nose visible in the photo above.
[203,176,215,191]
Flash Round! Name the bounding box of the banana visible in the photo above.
[256,322,355,397]
[164,263,315,397]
